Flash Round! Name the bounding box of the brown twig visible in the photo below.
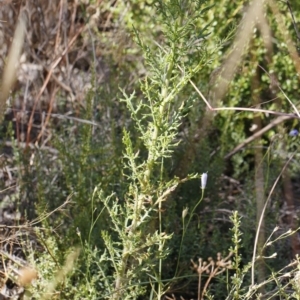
[224,115,292,159]
[286,0,300,43]
[55,0,64,53]
[36,85,58,143]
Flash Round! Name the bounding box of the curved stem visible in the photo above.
[175,188,205,277]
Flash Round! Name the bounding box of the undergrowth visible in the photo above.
[1,0,300,299]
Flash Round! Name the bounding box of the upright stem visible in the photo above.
[175,188,205,277]
[252,63,265,292]
[156,45,175,300]
[158,199,163,298]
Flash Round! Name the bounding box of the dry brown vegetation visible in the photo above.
[0,0,115,144]
[0,1,111,298]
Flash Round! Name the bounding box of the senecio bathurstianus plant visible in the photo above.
[95,1,222,299]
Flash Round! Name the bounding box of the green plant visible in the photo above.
[93,1,224,299]
[2,1,300,299]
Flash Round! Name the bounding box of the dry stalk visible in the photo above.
[0,14,26,123]
[191,252,233,300]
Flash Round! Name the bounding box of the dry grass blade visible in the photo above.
[0,13,25,123]
[210,0,266,102]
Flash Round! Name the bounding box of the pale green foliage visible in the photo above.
[9,0,300,299]
[223,212,299,300]
[25,233,64,299]
[229,212,252,300]
[94,1,218,298]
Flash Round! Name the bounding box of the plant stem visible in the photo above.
[175,188,205,277]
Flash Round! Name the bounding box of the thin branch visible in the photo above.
[258,64,300,118]
[224,115,292,159]
[286,0,300,42]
